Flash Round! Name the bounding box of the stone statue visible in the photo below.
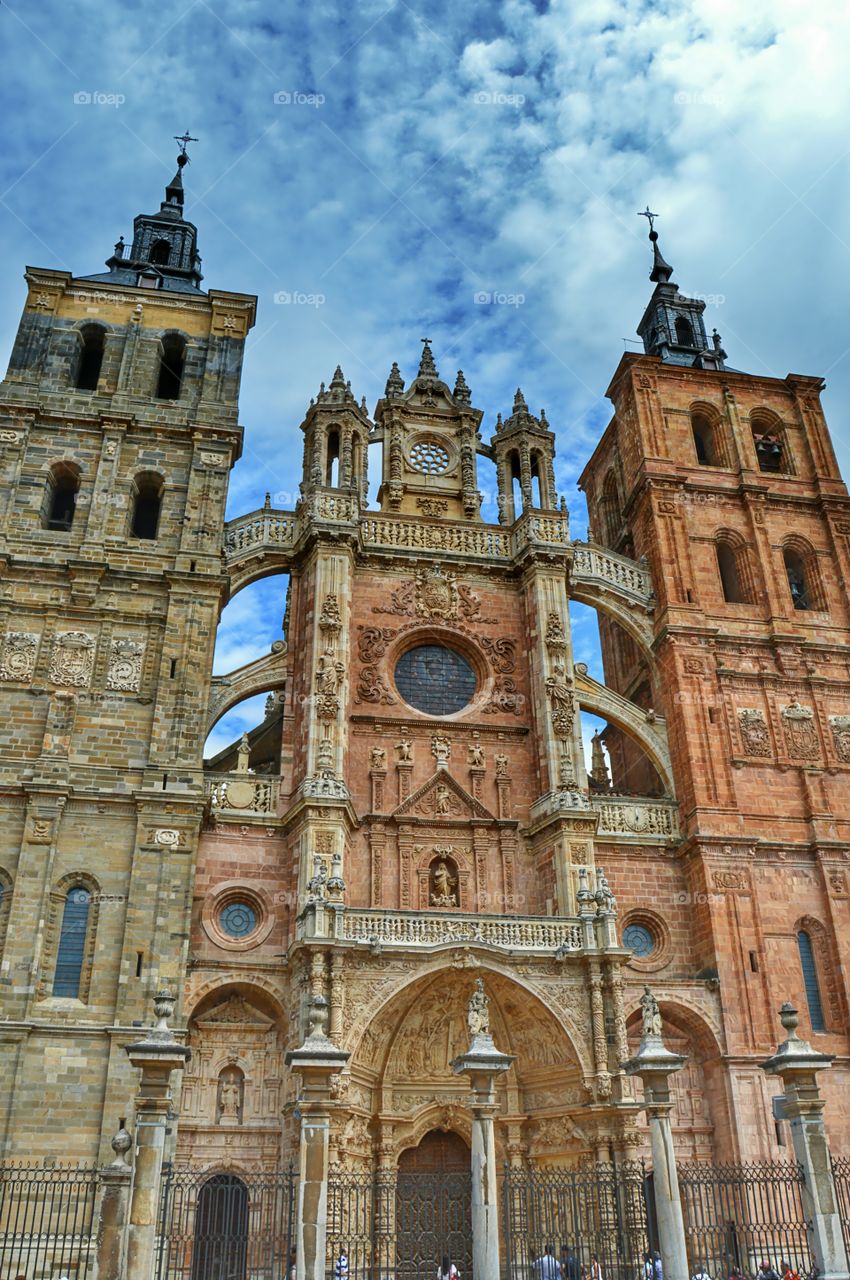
[396,739,413,762]
[307,856,328,901]
[370,746,387,770]
[467,741,485,768]
[431,735,451,766]
[430,859,457,907]
[641,986,663,1039]
[236,733,251,773]
[217,1069,243,1123]
[494,752,508,778]
[545,665,575,738]
[435,783,451,815]
[467,977,490,1038]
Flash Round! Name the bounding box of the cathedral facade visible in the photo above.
[0,155,848,1177]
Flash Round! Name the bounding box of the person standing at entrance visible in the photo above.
[438,1255,459,1280]
[535,1244,562,1279]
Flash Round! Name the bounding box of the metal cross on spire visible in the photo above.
[174,130,198,159]
[637,206,659,234]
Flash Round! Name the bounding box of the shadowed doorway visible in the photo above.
[396,1130,472,1280]
[190,1172,249,1280]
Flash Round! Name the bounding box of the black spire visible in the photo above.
[635,206,726,371]
[81,134,204,294]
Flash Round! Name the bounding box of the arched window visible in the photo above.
[797,930,826,1032]
[509,452,522,519]
[530,455,543,508]
[75,324,106,391]
[716,541,748,604]
[675,316,694,346]
[751,414,786,473]
[783,547,810,611]
[691,411,717,466]
[150,238,171,266]
[53,887,91,998]
[156,334,186,400]
[130,472,163,540]
[42,463,81,531]
[600,468,624,547]
[325,430,340,487]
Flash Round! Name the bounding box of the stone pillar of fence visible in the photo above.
[286,994,350,1280]
[91,1121,134,1280]
[624,988,689,1280]
[452,979,516,1280]
[124,991,191,1280]
[761,1002,850,1280]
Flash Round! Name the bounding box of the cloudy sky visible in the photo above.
[2,0,849,757]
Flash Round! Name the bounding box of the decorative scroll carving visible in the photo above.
[829,715,850,763]
[712,870,748,891]
[106,637,144,692]
[49,631,95,687]
[781,700,819,759]
[480,637,516,673]
[417,497,448,517]
[354,627,396,705]
[737,708,771,757]
[0,632,39,681]
[481,676,522,716]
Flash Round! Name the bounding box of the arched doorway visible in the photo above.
[396,1131,471,1280]
[191,1173,249,1280]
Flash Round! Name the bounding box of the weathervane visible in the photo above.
[174,130,198,160]
[637,206,659,234]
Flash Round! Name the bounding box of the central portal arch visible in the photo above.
[396,1131,471,1280]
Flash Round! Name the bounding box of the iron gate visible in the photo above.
[155,1162,296,1280]
[0,1161,98,1278]
[501,1161,650,1280]
[831,1155,850,1256]
[677,1160,812,1278]
[327,1166,472,1280]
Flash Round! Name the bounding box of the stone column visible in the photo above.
[761,1003,850,1280]
[91,1121,133,1280]
[286,995,350,1280]
[624,988,689,1280]
[125,991,191,1280]
[452,979,516,1280]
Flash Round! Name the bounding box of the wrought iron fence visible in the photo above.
[155,1162,296,1280]
[832,1155,850,1256]
[501,1161,650,1280]
[0,1160,98,1279]
[677,1161,812,1279]
[326,1166,472,1280]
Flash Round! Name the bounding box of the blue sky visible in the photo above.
[2,0,849,758]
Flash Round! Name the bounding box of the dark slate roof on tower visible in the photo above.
[81,135,204,295]
[635,209,727,371]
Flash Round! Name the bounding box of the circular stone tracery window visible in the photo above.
[409,438,450,474]
[219,901,259,939]
[395,644,476,716]
[622,922,655,958]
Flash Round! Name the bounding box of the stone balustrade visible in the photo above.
[223,508,299,560]
[336,908,583,953]
[592,794,679,839]
[570,541,654,604]
[205,773,280,815]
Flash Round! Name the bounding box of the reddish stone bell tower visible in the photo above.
[580,219,850,1156]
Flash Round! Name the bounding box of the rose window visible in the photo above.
[219,901,258,939]
[409,439,450,474]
